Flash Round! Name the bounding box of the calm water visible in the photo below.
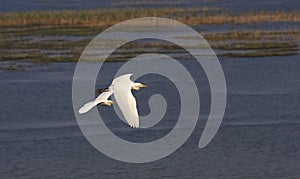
[1,0,299,178]
[0,56,299,178]
[1,0,299,12]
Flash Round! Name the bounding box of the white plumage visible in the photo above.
[78,74,147,128]
[112,74,139,128]
[78,90,113,114]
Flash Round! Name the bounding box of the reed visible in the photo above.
[204,29,299,41]
[220,51,297,57]
[0,8,299,64]
[0,8,299,27]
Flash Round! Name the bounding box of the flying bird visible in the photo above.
[78,74,147,128]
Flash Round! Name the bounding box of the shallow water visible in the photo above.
[0,55,299,178]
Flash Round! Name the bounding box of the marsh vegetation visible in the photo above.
[0,8,299,65]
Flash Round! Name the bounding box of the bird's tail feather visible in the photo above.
[78,101,98,114]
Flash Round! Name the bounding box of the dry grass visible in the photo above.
[212,41,298,51]
[0,8,299,27]
[220,51,297,57]
[0,8,299,64]
[204,30,299,41]
[180,10,300,25]
[0,30,298,63]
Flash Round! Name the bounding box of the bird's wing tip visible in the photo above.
[78,107,84,114]
[129,124,139,128]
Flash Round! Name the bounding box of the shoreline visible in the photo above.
[0,8,299,65]
[1,8,299,26]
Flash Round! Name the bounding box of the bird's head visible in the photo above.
[132,83,148,90]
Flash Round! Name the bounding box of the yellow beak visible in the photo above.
[141,84,148,88]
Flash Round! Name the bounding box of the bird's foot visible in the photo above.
[99,100,114,106]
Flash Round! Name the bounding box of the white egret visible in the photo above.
[78,74,147,128]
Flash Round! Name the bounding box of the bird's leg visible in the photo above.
[96,87,109,94]
[99,100,114,106]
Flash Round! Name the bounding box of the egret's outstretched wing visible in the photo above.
[78,90,113,114]
[112,74,139,128]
